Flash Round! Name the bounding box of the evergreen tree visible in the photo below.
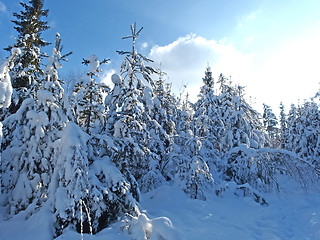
[52,121,139,236]
[1,33,68,217]
[139,68,175,192]
[116,22,157,88]
[103,72,143,201]
[285,104,298,152]
[194,66,223,156]
[202,64,214,89]
[262,103,279,147]
[279,102,288,149]
[169,95,213,200]
[51,50,139,235]
[5,0,50,115]
[214,76,267,186]
[5,0,49,89]
[217,77,265,152]
[52,122,91,235]
[288,101,320,160]
[104,23,159,198]
[152,69,177,139]
[73,55,109,134]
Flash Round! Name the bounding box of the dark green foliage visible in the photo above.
[117,22,158,88]
[73,56,109,134]
[279,102,287,149]
[263,103,279,147]
[6,0,50,89]
[202,65,214,89]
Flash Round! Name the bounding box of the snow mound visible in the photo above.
[121,213,183,240]
[111,73,122,85]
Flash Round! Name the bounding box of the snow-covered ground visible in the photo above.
[1,184,320,240]
[142,186,320,240]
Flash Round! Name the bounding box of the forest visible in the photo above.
[1,1,320,239]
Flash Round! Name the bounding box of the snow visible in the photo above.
[114,119,124,138]
[2,184,320,240]
[0,47,20,108]
[141,186,320,240]
[87,55,100,74]
[0,61,13,109]
[111,73,122,85]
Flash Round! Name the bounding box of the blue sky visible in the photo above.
[1,0,320,113]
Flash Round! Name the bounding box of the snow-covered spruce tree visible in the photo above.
[194,65,216,141]
[52,121,91,236]
[284,104,298,152]
[262,101,320,192]
[116,22,157,88]
[217,75,265,152]
[215,75,268,187]
[105,23,167,195]
[194,66,223,172]
[4,0,50,114]
[105,71,173,194]
[65,56,139,235]
[73,55,109,134]
[304,101,320,163]
[0,48,20,206]
[87,152,139,234]
[103,73,142,201]
[152,69,177,139]
[0,33,68,217]
[289,101,320,161]
[279,102,288,149]
[262,103,279,147]
[140,67,176,192]
[37,34,90,235]
[52,120,139,236]
[168,94,213,200]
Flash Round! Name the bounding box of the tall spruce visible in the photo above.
[215,75,267,186]
[169,94,213,199]
[217,76,265,152]
[194,66,223,155]
[289,101,320,160]
[5,0,50,114]
[105,23,159,198]
[285,104,298,152]
[279,102,288,149]
[140,67,175,192]
[1,33,68,217]
[73,55,109,134]
[262,103,279,147]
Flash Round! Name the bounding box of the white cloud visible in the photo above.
[247,29,320,111]
[100,68,116,87]
[149,34,253,101]
[0,1,7,13]
[148,31,320,115]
